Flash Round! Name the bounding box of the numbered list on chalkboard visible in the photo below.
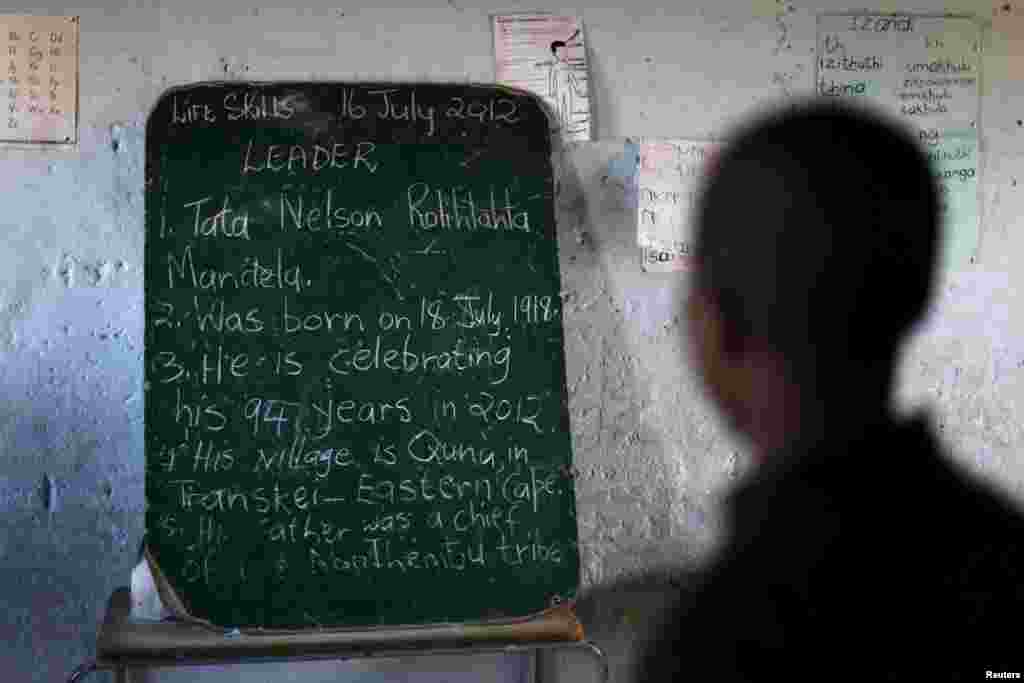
[144,83,579,629]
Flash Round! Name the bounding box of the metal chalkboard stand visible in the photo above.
[68,588,607,683]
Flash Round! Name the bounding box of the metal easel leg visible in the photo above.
[67,660,127,683]
[67,661,99,683]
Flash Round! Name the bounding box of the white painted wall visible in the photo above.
[2,2,1022,682]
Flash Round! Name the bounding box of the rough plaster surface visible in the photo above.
[1,1,1022,682]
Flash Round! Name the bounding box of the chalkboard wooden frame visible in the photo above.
[144,81,579,630]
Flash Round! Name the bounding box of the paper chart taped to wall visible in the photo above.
[930,130,979,272]
[493,14,592,141]
[0,14,79,144]
[636,139,719,273]
[815,13,981,269]
[815,13,981,132]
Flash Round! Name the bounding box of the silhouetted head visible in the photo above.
[686,99,940,457]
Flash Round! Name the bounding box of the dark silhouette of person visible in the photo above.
[639,100,1024,681]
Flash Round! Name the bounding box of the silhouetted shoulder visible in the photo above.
[639,413,1024,681]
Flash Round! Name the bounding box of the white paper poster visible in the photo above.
[816,13,982,269]
[636,139,719,273]
[493,14,592,141]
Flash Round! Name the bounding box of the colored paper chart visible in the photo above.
[815,13,982,270]
[635,139,719,273]
[930,131,979,273]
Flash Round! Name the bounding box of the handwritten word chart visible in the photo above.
[929,132,979,271]
[816,13,982,269]
[0,15,78,144]
[636,139,719,273]
[145,83,578,629]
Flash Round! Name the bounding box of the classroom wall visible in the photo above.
[2,1,1022,681]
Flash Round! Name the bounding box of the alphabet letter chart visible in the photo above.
[0,15,79,144]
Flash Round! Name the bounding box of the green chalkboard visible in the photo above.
[144,82,579,629]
